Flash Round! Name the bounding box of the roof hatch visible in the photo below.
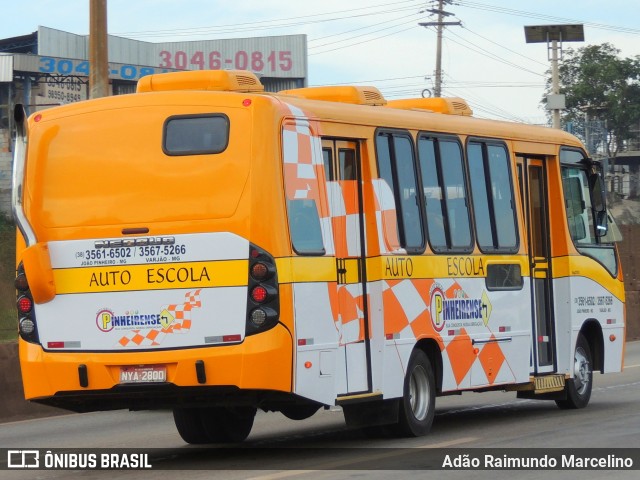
[136,70,264,93]
[386,97,473,116]
[279,86,387,106]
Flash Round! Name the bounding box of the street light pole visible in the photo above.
[524,24,584,130]
[550,38,561,129]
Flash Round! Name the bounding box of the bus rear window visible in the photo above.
[163,114,229,155]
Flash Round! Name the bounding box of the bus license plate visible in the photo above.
[119,365,167,384]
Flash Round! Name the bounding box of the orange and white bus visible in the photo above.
[13,70,625,443]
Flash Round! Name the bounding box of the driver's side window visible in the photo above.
[562,167,596,244]
[560,148,617,276]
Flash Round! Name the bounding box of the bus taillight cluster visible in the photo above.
[15,263,39,343]
[246,244,279,335]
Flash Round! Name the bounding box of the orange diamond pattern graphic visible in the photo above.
[478,334,506,385]
[117,290,202,348]
[445,329,477,386]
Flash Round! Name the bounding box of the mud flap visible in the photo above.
[343,398,399,428]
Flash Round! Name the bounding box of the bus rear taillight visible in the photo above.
[15,263,40,344]
[250,261,275,281]
[251,286,268,303]
[15,272,29,291]
[250,284,277,303]
[249,306,278,328]
[246,244,279,335]
[17,295,33,314]
[19,318,36,335]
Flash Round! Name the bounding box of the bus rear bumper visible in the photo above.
[19,324,293,412]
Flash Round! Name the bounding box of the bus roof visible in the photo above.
[30,68,584,151]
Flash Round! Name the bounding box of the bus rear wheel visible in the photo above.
[396,349,436,437]
[280,404,321,420]
[173,408,209,444]
[173,406,257,444]
[556,333,593,410]
[200,406,257,443]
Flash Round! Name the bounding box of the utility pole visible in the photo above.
[89,0,109,99]
[419,0,461,98]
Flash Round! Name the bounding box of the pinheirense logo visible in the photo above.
[430,285,446,332]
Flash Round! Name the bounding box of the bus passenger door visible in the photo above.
[323,138,371,394]
[520,156,556,374]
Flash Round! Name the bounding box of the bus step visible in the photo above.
[533,374,566,393]
[335,391,383,406]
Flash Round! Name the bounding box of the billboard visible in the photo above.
[36,27,307,79]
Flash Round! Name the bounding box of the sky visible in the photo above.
[3,0,640,124]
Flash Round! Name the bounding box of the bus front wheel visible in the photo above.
[396,349,436,436]
[556,333,593,410]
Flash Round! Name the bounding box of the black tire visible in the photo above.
[200,406,257,443]
[556,333,593,410]
[280,404,321,421]
[396,349,436,437]
[173,408,210,444]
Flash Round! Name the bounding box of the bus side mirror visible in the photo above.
[588,171,608,237]
[595,210,608,237]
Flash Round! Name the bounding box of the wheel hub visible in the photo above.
[573,346,591,395]
[409,365,430,421]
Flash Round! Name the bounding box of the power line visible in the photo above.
[460,25,547,68]
[309,12,423,50]
[113,0,424,38]
[310,21,421,56]
[313,75,426,86]
[456,1,640,36]
[309,7,424,42]
[441,27,546,77]
[442,72,529,123]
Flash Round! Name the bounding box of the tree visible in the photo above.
[547,43,640,161]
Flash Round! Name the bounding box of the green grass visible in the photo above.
[0,308,16,342]
[0,215,17,342]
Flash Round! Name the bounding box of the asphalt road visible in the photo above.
[1,341,639,480]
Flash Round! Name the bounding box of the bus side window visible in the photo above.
[322,148,334,181]
[418,135,472,252]
[339,149,356,180]
[440,140,472,250]
[393,136,424,250]
[288,199,326,255]
[560,148,618,276]
[562,169,595,244]
[375,131,424,253]
[562,175,588,241]
[468,141,518,252]
[418,138,447,250]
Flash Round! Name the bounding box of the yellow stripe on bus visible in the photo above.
[367,254,530,282]
[53,260,248,294]
[552,255,625,301]
[276,254,532,285]
[276,256,335,284]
